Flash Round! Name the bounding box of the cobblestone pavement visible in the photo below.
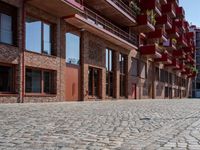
[1,99,200,150]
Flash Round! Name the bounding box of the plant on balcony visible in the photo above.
[147,10,156,26]
[129,0,141,15]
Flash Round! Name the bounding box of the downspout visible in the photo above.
[21,0,26,103]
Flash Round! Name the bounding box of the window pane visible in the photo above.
[26,69,41,93]
[66,33,80,65]
[131,58,138,76]
[106,49,109,71]
[26,17,42,53]
[0,14,12,44]
[43,23,51,55]
[109,50,112,71]
[88,68,93,95]
[0,66,13,92]
[44,71,53,93]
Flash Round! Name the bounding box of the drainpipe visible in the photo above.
[21,0,26,103]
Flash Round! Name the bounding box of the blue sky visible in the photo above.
[179,0,200,27]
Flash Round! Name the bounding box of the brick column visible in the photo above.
[113,51,120,99]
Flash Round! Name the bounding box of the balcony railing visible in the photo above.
[80,7,138,46]
[65,0,84,9]
[110,0,137,20]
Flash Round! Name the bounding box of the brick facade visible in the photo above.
[0,0,192,103]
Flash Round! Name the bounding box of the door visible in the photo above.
[88,67,100,98]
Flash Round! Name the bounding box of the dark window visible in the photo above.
[66,33,80,65]
[165,87,169,98]
[131,58,138,76]
[26,16,53,55]
[0,65,14,92]
[88,67,100,97]
[119,53,126,97]
[155,67,159,81]
[160,69,165,82]
[106,49,114,97]
[196,82,200,89]
[26,68,55,94]
[0,1,17,45]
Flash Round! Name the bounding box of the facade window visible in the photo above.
[119,53,126,97]
[66,33,80,65]
[140,61,147,79]
[160,69,165,82]
[155,67,159,81]
[106,49,114,97]
[26,16,53,55]
[165,87,169,98]
[0,2,17,45]
[196,82,200,89]
[88,67,100,97]
[131,58,138,76]
[25,68,55,94]
[0,65,14,93]
[164,71,168,83]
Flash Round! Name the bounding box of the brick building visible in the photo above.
[0,0,196,103]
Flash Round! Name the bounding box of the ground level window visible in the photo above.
[0,65,14,93]
[88,67,100,97]
[25,68,55,94]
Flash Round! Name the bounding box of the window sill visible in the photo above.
[25,93,57,97]
[0,42,18,48]
[25,50,57,58]
[0,93,18,97]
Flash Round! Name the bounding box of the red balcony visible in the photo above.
[27,0,84,17]
[161,3,176,18]
[166,26,179,38]
[165,59,180,69]
[173,63,185,71]
[184,21,189,32]
[140,44,162,58]
[172,50,185,58]
[186,32,194,39]
[160,0,167,5]
[188,72,197,78]
[167,0,179,6]
[83,0,137,26]
[154,52,172,64]
[140,0,162,16]
[163,39,176,50]
[174,20,185,32]
[147,29,168,42]
[181,68,191,75]
[132,15,155,33]
[156,15,172,29]
[177,35,188,47]
[65,7,138,50]
[176,7,185,19]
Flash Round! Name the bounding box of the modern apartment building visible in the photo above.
[190,25,200,98]
[0,0,196,103]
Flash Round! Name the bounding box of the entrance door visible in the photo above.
[88,67,100,98]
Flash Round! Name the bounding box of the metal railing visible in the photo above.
[110,0,137,20]
[79,7,138,46]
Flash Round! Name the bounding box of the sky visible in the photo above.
[179,0,200,27]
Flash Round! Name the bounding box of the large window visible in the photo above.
[66,33,80,65]
[26,16,53,55]
[26,68,55,94]
[119,53,126,97]
[0,2,17,45]
[140,61,147,79]
[106,49,114,97]
[88,67,100,97]
[0,65,14,93]
[131,58,138,76]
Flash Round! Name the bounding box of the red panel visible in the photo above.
[65,64,80,101]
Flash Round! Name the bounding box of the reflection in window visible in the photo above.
[0,65,14,92]
[26,16,52,55]
[66,33,80,65]
[0,14,12,44]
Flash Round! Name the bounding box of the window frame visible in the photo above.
[25,14,54,55]
[25,67,56,96]
[0,63,16,94]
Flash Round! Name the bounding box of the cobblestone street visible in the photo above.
[1,99,200,150]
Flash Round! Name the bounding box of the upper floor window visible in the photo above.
[140,61,147,79]
[26,16,53,55]
[0,2,17,45]
[66,33,80,65]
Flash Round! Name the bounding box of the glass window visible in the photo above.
[26,16,52,55]
[0,65,13,92]
[66,33,80,65]
[26,69,41,93]
[140,61,146,79]
[0,14,12,44]
[119,53,126,97]
[131,58,138,76]
[44,71,53,94]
